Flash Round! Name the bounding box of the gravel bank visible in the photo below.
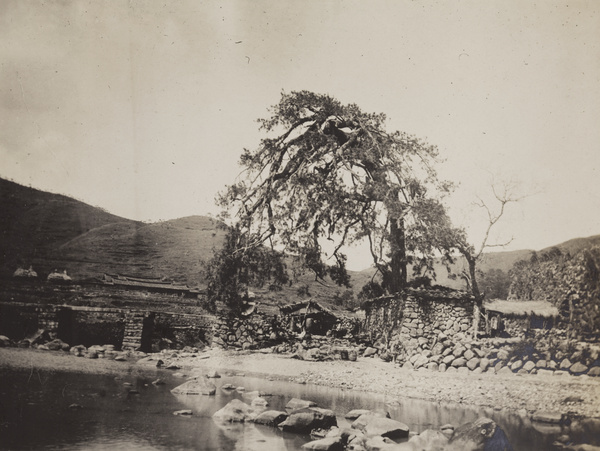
[2,347,600,420]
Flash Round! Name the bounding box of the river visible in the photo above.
[0,366,570,450]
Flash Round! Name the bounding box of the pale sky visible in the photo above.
[1,1,599,270]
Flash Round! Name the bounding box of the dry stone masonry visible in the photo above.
[211,313,286,350]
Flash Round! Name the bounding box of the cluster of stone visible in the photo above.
[485,340,600,377]
[1,333,145,362]
[394,298,473,355]
[273,335,361,361]
[211,314,284,350]
[203,390,512,451]
[397,337,501,374]
[364,333,600,377]
[362,289,475,360]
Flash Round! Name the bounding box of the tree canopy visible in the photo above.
[218,91,455,294]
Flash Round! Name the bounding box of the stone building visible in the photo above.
[362,287,475,359]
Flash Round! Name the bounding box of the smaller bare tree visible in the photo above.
[444,182,523,336]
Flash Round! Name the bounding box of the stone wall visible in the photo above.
[153,311,215,349]
[362,288,474,359]
[0,302,49,339]
[211,313,286,350]
[62,306,126,348]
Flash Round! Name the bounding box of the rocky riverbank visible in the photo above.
[2,345,599,422]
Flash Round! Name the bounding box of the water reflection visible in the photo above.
[0,366,585,450]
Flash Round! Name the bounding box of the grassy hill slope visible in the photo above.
[55,215,226,284]
[0,178,131,275]
[0,178,226,284]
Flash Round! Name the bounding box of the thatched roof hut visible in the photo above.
[482,299,559,337]
[483,299,559,318]
[280,300,337,335]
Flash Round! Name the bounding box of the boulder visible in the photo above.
[523,361,536,372]
[286,398,318,410]
[451,357,467,368]
[279,407,337,433]
[253,410,288,426]
[497,349,509,361]
[588,366,600,377]
[46,339,70,351]
[393,429,449,450]
[560,358,573,370]
[302,437,343,450]
[440,424,455,437]
[70,345,86,356]
[442,355,455,367]
[171,377,216,396]
[427,362,439,372]
[352,414,409,440]
[497,366,514,376]
[532,411,564,424]
[413,355,429,369]
[464,349,475,361]
[510,360,523,371]
[466,358,480,371]
[570,362,589,375]
[363,347,378,357]
[213,399,257,423]
[479,358,490,372]
[452,345,466,357]
[447,417,513,451]
[0,335,12,347]
[345,409,371,420]
[351,411,390,430]
[206,370,221,378]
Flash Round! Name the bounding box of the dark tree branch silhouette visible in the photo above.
[217,91,454,298]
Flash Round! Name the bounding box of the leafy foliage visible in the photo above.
[357,280,386,301]
[508,246,600,338]
[478,268,511,299]
[218,91,453,293]
[204,225,289,313]
[332,289,359,310]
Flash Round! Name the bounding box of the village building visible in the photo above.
[279,300,338,336]
[482,299,559,338]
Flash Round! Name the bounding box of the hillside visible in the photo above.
[541,235,600,255]
[0,178,226,284]
[0,178,131,275]
[1,176,598,311]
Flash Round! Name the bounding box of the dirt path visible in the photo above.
[2,347,600,420]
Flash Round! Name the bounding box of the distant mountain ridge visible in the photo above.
[1,177,598,295]
[0,177,225,284]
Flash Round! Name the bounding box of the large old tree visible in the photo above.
[217,91,454,295]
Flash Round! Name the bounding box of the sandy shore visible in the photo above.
[2,347,600,420]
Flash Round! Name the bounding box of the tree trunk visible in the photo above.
[467,255,483,338]
[387,216,407,293]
